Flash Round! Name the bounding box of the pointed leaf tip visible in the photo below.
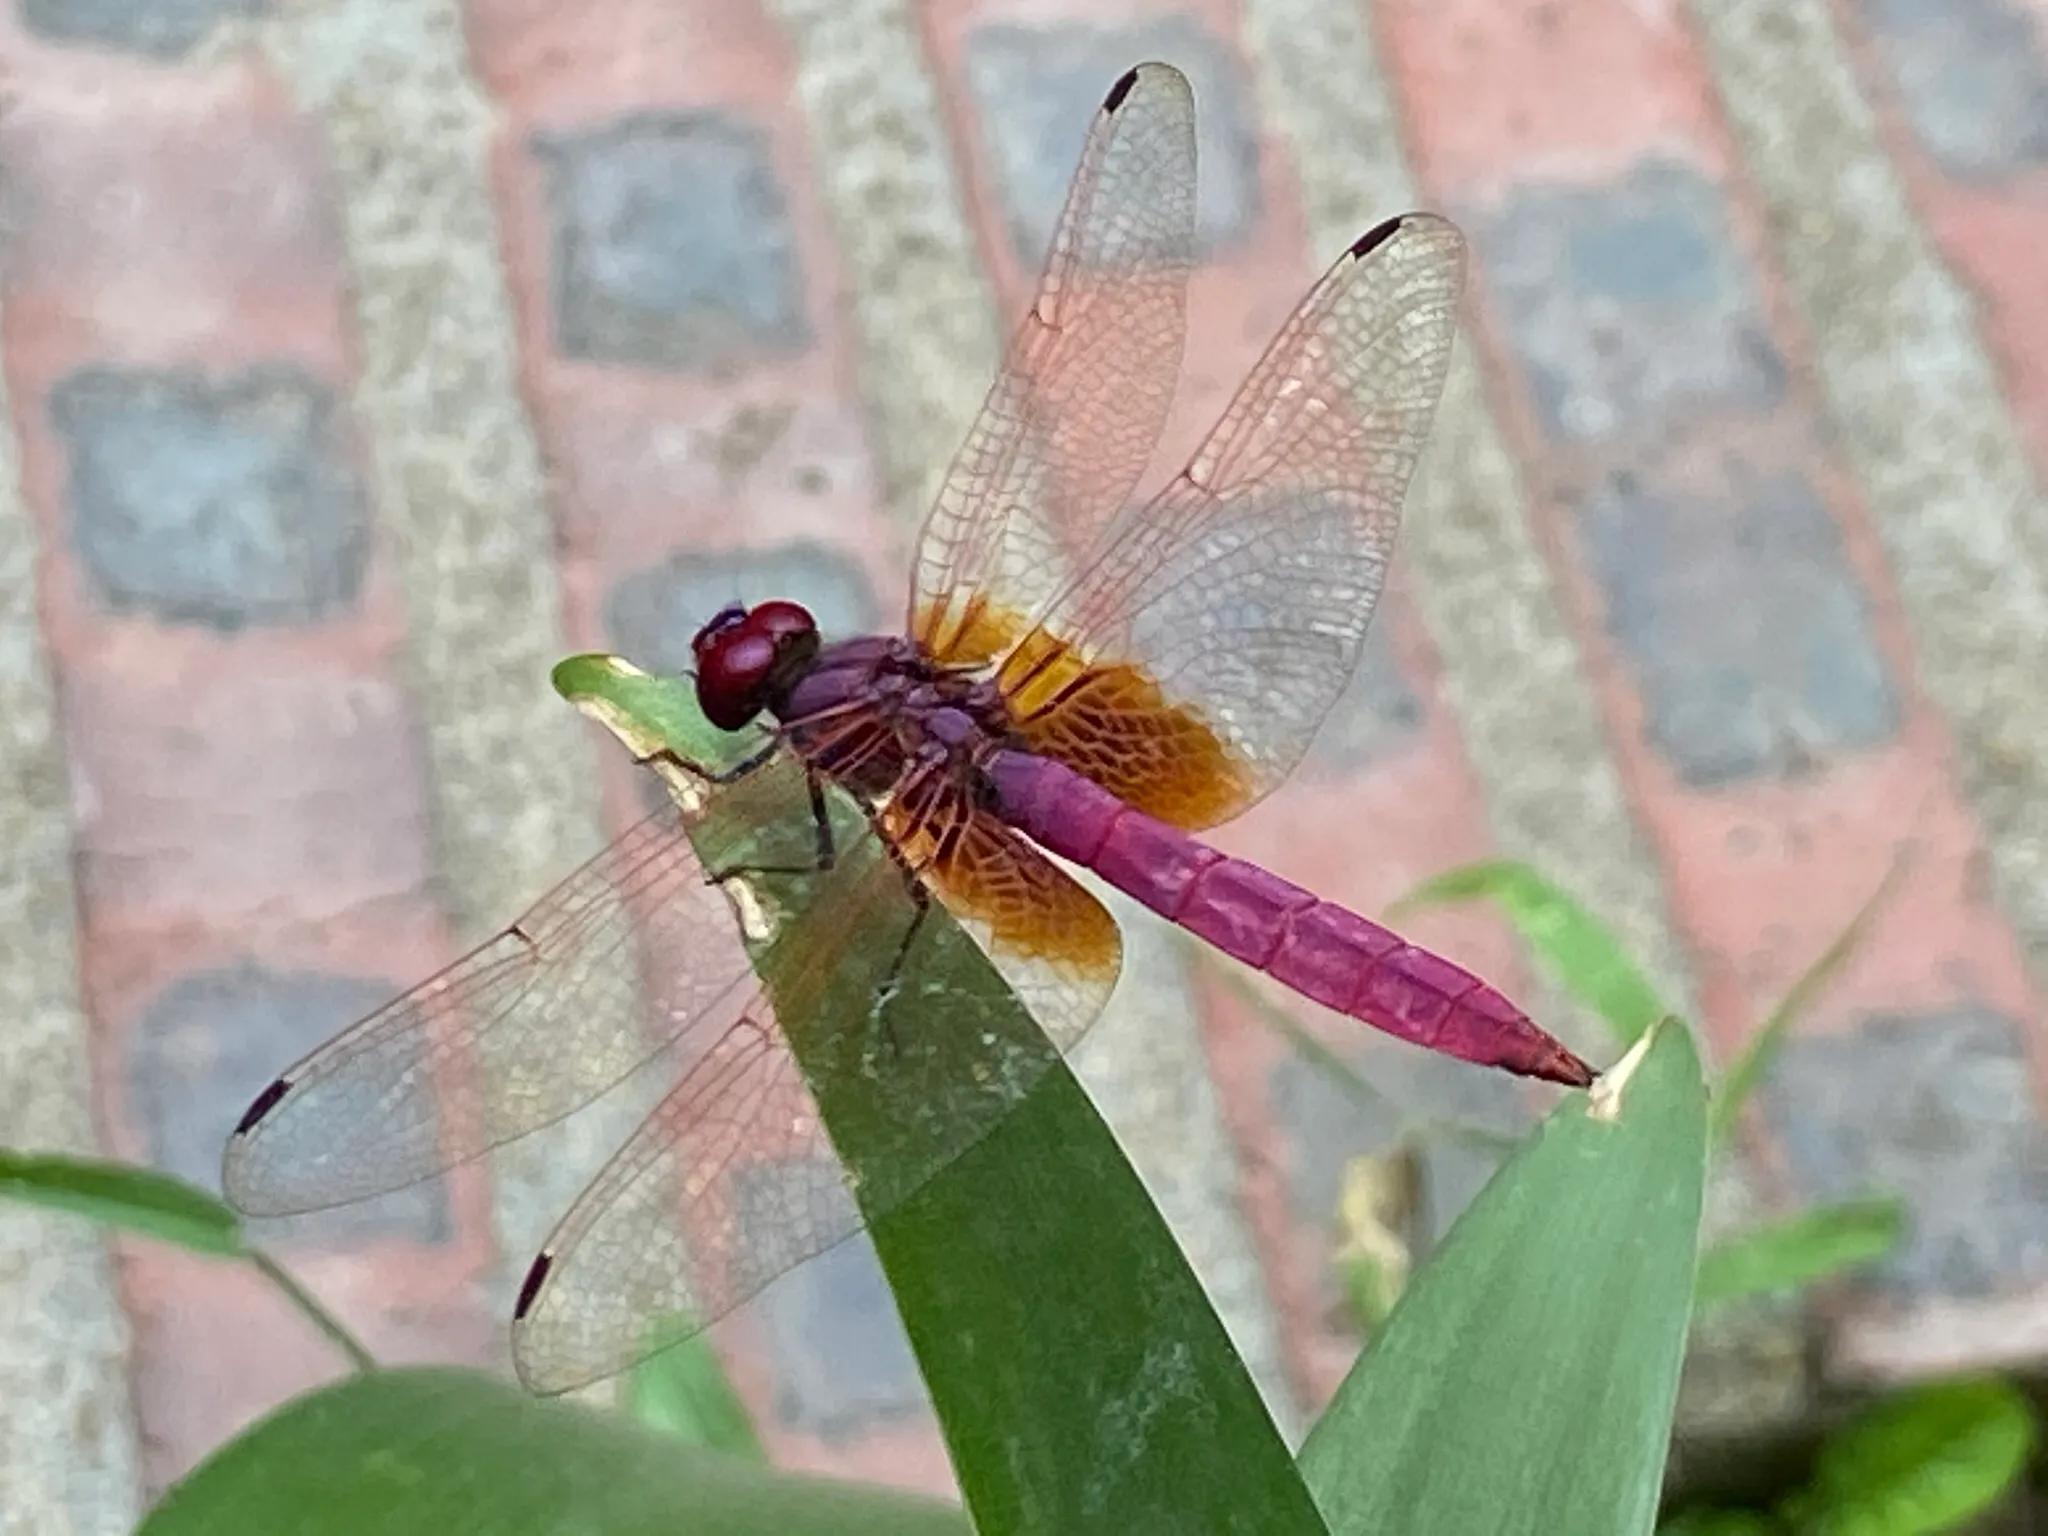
[1301,1017,1705,1534]
[1588,1016,1677,1122]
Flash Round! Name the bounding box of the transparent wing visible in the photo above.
[999,214,1466,827]
[221,804,760,1216]
[509,760,1110,1393]
[911,61,1196,666]
[509,999,855,1395]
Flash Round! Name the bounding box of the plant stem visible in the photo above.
[248,1247,377,1374]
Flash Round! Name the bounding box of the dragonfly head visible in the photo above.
[691,599,820,731]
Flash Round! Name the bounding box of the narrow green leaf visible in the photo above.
[1389,860,1667,1045]
[1781,1378,2034,1535]
[139,1367,969,1535]
[1300,1020,1708,1535]
[0,1149,245,1256]
[1711,861,1903,1142]
[1695,1199,1906,1309]
[625,1334,765,1459]
[557,657,1326,1536]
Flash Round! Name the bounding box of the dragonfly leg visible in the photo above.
[862,821,938,1055]
[640,736,780,785]
[705,772,836,884]
[866,882,930,1056]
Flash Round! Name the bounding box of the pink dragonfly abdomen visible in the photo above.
[987,750,1594,1088]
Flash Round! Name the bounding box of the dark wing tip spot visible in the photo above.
[1349,216,1406,261]
[1103,67,1139,114]
[513,1250,554,1321]
[233,1077,292,1136]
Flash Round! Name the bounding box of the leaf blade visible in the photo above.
[139,1367,969,1536]
[1783,1378,2034,1535]
[1300,1020,1708,1534]
[0,1149,246,1256]
[1694,1199,1906,1310]
[1711,860,1903,1142]
[624,1334,765,1459]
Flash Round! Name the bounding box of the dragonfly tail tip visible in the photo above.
[1541,1048,1598,1091]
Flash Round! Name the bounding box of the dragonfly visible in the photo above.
[223,61,1596,1394]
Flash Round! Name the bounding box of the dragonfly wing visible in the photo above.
[1001,214,1466,827]
[510,999,859,1395]
[514,782,1087,1390]
[222,804,759,1216]
[882,787,1122,1053]
[912,62,1196,665]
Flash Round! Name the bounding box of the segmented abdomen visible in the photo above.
[986,749,1592,1087]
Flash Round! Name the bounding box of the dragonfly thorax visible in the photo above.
[773,635,1014,804]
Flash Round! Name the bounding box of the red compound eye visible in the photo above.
[691,603,748,659]
[696,630,776,731]
[743,599,815,648]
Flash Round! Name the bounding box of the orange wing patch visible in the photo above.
[883,792,1121,987]
[916,591,1023,668]
[997,630,1254,831]
[914,597,1255,832]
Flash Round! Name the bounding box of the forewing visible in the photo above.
[222,804,758,1216]
[1001,214,1466,826]
[912,62,1196,666]
[513,779,1079,1392]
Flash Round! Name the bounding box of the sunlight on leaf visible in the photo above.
[1695,1199,1905,1309]
[0,1150,245,1256]
[1780,1378,2033,1534]
[1388,859,1666,1045]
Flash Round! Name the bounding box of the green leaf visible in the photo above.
[139,1367,969,1535]
[1782,1378,2034,1535]
[1389,860,1667,1045]
[0,1149,245,1256]
[1695,1199,1906,1309]
[1300,1020,1708,1534]
[1711,861,1902,1142]
[1658,1511,1775,1535]
[556,656,1325,1535]
[625,1333,764,1459]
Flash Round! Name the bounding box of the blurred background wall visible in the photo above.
[0,0,2043,1530]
